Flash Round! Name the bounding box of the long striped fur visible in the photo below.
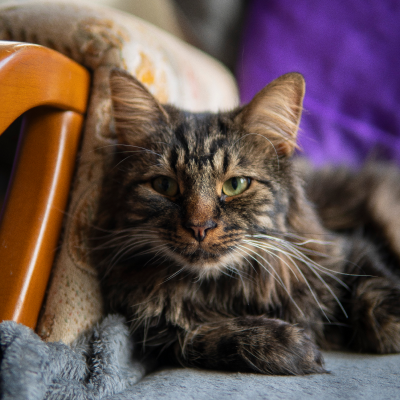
[91,70,400,375]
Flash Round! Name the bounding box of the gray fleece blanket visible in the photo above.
[1,315,400,399]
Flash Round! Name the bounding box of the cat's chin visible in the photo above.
[168,249,244,280]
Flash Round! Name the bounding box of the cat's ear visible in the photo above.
[235,73,305,157]
[109,69,169,144]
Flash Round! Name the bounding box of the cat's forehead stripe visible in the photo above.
[174,123,190,153]
[223,151,230,174]
[168,114,231,173]
[169,147,178,174]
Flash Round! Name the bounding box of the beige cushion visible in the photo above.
[0,0,238,343]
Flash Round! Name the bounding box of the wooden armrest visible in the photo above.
[0,42,90,328]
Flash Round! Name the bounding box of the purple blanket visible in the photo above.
[237,0,400,167]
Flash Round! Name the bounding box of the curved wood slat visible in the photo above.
[0,42,90,328]
[0,41,90,133]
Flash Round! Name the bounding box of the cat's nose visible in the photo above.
[186,220,217,242]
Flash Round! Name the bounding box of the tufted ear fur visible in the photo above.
[109,69,169,144]
[235,73,305,157]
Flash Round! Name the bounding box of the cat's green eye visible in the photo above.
[152,176,179,197]
[222,177,250,197]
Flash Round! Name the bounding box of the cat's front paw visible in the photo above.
[178,316,326,375]
[235,317,326,375]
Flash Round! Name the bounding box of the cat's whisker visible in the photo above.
[245,236,352,284]
[285,257,330,321]
[105,239,166,274]
[91,228,160,241]
[221,254,253,288]
[245,239,319,273]
[111,154,136,171]
[163,267,186,283]
[136,243,170,259]
[142,244,173,268]
[243,239,328,319]
[243,237,347,319]
[91,234,157,251]
[236,244,282,284]
[108,239,157,260]
[103,143,163,158]
[236,244,296,303]
[85,228,135,243]
[230,247,257,275]
[219,267,237,279]
[265,239,352,287]
[248,233,332,247]
[101,235,171,276]
[241,240,300,281]
[226,264,252,304]
[98,228,161,244]
[246,237,330,260]
[270,241,348,316]
[238,244,304,316]
[246,235,347,321]
[228,251,257,282]
[304,262,348,319]
[255,239,346,320]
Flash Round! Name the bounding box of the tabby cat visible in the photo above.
[91,69,400,375]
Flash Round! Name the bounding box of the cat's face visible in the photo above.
[108,70,305,278]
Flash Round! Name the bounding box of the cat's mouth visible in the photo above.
[157,226,244,276]
[182,247,224,262]
[165,241,241,278]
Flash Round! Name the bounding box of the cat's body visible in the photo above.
[91,70,400,375]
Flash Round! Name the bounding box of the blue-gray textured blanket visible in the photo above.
[1,315,400,399]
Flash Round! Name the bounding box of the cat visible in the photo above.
[91,69,400,375]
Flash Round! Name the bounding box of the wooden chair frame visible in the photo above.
[0,41,90,328]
